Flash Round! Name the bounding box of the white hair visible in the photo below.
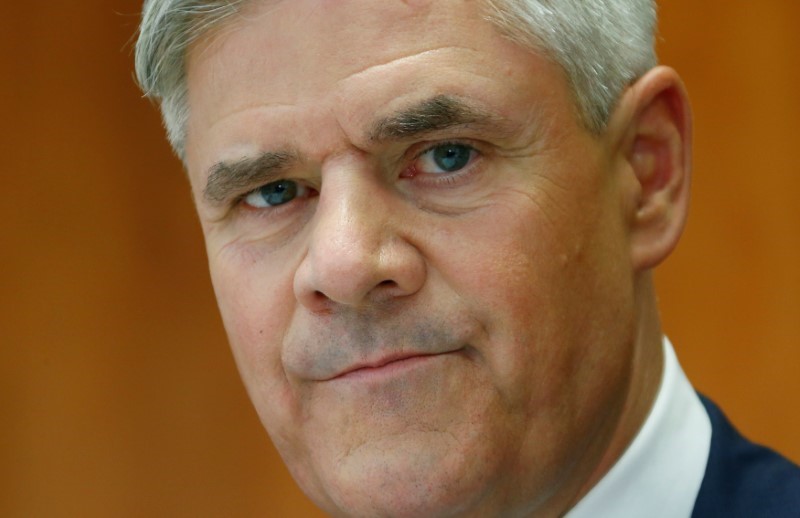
[135,0,657,160]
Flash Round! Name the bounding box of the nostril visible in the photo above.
[377,280,397,288]
[308,290,334,315]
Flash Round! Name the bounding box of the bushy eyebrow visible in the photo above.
[203,151,297,204]
[368,94,510,141]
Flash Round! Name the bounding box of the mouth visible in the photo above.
[329,350,462,382]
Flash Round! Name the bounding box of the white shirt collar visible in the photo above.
[566,337,711,518]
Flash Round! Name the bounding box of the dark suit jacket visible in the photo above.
[692,395,800,517]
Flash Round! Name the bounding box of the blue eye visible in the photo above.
[417,143,475,174]
[244,180,305,208]
[433,144,471,171]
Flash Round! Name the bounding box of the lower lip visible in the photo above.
[336,353,450,383]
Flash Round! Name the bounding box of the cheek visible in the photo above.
[436,197,572,333]
[207,244,301,418]
[209,251,325,482]
[432,183,635,401]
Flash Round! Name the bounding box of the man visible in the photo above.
[135,0,800,515]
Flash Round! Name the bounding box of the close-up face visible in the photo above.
[184,0,643,515]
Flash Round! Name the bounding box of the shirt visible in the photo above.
[567,337,712,517]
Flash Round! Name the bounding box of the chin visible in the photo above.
[294,431,504,518]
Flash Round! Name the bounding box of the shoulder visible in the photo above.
[692,394,800,517]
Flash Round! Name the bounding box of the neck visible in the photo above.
[568,274,666,510]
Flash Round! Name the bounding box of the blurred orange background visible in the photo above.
[1,1,797,516]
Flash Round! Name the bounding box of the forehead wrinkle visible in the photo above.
[202,2,472,100]
[337,45,480,88]
[200,101,296,137]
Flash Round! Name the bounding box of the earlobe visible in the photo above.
[618,66,693,271]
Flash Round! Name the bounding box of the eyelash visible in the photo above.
[402,140,484,187]
[233,184,317,220]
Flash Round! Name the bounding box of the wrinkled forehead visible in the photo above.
[182,0,571,175]
[187,0,514,101]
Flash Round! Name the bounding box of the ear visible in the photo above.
[611,66,693,272]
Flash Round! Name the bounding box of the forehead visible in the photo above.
[184,0,567,169]
[191,0,493,90]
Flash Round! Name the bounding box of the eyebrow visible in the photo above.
[368,94,507,142]
[203,151,297,204]
[203,96,514,204]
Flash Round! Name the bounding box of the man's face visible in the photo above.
[184,0,640,515]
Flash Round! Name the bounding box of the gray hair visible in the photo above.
[135,0,657,160]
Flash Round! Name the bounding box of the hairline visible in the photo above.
[136,0,657,162]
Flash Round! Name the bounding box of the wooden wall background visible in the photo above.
[1,1,797,516]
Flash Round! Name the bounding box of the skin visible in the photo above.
[182,0,692,515]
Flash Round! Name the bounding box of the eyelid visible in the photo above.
[414,138,485,162]
[404,140,483,182]
[414,138,473,156]
[235,180,317,216]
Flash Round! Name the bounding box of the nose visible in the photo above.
[293,161,426,312]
